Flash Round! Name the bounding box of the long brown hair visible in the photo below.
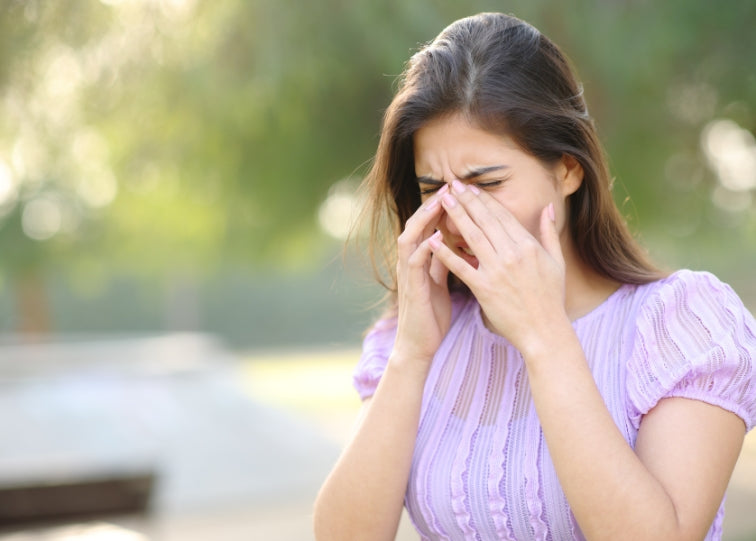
[358,12,663,300]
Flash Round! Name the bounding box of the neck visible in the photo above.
[561,238,621,321]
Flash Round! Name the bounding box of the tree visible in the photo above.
[0,0,754,334]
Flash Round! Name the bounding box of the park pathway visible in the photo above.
[0,337,753,540]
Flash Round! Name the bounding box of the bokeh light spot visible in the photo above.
[318,179,363,240]
[22,197,63,241]
[0,160,18,214]
[701,119,756,192]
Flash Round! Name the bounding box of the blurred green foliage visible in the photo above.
[0,0,754,334]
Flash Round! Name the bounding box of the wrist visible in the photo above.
[518,314,576,362]
[387,350,434,380]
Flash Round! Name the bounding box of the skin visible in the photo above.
[313,113,746,541]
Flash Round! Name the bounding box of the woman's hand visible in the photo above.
[429,180,568,356]
[393,184,452,364]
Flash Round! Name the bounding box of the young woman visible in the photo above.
[313,13,756,541]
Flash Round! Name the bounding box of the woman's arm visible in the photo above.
[314,185,452,540]
[430,183,746,540]
[313,355,428,541]
[524,325,745,541]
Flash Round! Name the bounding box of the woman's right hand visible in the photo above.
[393,184,452,365]
[315,192,450,539]
[314,189,449,539]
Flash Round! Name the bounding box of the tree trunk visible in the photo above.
[15,271,52,337]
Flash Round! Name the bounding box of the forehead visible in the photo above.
[413,114,520,172]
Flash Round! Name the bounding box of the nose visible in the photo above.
[442,205,461,237]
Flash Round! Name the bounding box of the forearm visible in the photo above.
[523,323,683,541]
[313,354,429,541]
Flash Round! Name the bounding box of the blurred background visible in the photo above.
[0,0,754,540]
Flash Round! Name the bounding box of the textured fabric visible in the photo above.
[353,270,756,540]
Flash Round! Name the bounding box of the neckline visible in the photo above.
[569,282,630,325]
[470,282,632,343]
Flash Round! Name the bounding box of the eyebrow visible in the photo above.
[416,165,509,184]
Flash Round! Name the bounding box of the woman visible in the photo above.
[313,12,756,541]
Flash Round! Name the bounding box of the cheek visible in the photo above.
[493,195,541,235]
[518,210,543,237]
[498,184,559,236]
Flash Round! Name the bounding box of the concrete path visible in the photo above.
[0,336,340,540]
[0,338,753,540]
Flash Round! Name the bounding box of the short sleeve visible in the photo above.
[352,315,398,400]
[626,270,756,432]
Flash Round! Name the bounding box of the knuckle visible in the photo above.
[500,250,518,266]
[522,238,539,255]
[466,229,484,246]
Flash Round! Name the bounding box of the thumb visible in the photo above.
[429,247,450,288]
[539,203,565,268]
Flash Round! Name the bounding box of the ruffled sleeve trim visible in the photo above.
[352,315,398,400]
[626,270,756,432]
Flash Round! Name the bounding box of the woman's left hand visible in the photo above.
[429,180,569,356]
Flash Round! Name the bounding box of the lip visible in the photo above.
[456,243,479,269]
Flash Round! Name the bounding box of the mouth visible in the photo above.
[457,244,479,269]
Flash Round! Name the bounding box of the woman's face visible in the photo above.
[412,113,582,263]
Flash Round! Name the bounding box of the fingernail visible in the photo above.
[442,193,456,208]
[424,198,439,211]
[469,184,480,195]
[547,203,556,222]
[452,180,466,194]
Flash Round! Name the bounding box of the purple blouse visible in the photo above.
[353,270,756,540]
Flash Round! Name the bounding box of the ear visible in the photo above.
[556,154,584,197]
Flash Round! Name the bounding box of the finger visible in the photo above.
[440,191,496,262]
[428,231,477,287]
[448,180,520,249]
[398,184,448,260]
[405,233,436,289]
[539,203,565,269]
[428,244,450,286]
[420,183,449,213]
[464,183,531,244]
[413,182,449,229]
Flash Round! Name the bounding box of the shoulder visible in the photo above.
[636,269,743,310]
[632,269,755,348]
[626,269,756,431]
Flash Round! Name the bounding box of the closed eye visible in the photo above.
[475,180,503,189]
[417,177,445,195]
[419,185,444,195]
[417,178,505,195]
